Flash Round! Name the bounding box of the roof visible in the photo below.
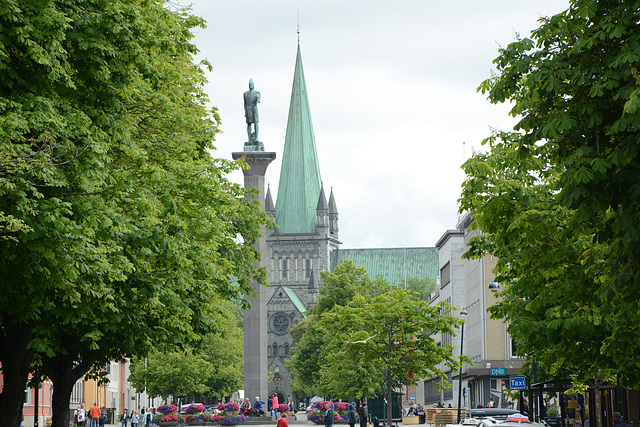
[283,286,308,314]
[330,247,439,285]
[274,44,322,234]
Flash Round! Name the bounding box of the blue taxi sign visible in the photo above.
[509,376,526,390]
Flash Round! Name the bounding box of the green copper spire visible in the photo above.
[275,44,322,234]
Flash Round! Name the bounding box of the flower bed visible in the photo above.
[157,404,179,415]
[152,412,182,424]
[211,414,246,425]
[306,402,348,425]
[217,402,241,413]
[186,404,206,414]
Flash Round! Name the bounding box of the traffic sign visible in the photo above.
[490,367,506,376]
[509,376,527,389]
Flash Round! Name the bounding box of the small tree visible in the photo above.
[320,290,469,426]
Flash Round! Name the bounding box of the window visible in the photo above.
[282,260,288,280]
[440,262,450,287]
[305,259,311,279]
[272,343,279,357]
[285,344,290,355]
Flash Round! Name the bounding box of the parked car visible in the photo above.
[446,409,530,427]
[468,409,523,421]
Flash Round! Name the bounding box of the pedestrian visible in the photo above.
[347,404,356,427]
[613,412,631,427]
[144,408,152,427]
[272,393,280,419]
[119,408,129,427]
[277,413,289,427]
[130,409,139,427]
[288,397,294,413]
[358,402,368,427]
[89,402,100,427]
[324,402,334,427]
[75,405,86,427]
[99,406,107,427]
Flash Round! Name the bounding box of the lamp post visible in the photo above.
[457,309,468,424]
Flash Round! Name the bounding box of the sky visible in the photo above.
[188,0,570,249]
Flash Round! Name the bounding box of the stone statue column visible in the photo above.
[233,79,275,403]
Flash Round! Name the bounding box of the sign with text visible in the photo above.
[509,376,527,389]
[490,367,506,376]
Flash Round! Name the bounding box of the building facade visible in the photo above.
[417,211,523,409]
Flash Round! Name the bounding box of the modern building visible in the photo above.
[417,211,523,409]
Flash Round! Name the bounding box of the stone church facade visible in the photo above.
[260,42,439,405]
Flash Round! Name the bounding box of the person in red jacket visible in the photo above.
[277,413,289,427]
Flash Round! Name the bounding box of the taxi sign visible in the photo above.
[509,376,526,390]
[506,414,530,422]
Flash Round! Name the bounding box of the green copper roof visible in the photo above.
[283,286,308,314]
[275,44,322,234]
[330,247,439,285]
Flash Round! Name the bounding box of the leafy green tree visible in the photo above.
[459,133,618,421]
[0,2,267,427]
[471,0,640,388]
[286,317,332,398]
[314,260,391,315]
[460,1,640,422]
[131,350,214,401]
[129,305,243,401]
[320,290,468,426]
[287,261,391,397]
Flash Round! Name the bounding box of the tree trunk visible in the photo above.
[386,372,393,427]
[44,356,81,427]
[594,385,602,427]
[0,319,35,427]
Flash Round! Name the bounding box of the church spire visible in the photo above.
[265,184,275,220]
[275,44,322,234]
[329,187,339,237]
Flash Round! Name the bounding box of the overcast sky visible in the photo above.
[188,0,569,249]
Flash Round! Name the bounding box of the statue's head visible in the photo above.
[249,78,254,89]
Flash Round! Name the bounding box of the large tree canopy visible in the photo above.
[0,2,267,427]
[462,0,640,393]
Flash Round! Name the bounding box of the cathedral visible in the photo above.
[254,42,439,404]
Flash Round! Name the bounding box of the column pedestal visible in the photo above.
[232,150,276,404]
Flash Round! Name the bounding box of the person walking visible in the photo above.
[75,405,86,427]
[130,409,139,427]
[324,402,334,427]
[347,404,356,427]
[99,406,107,427]
[119,408,129,427]
[271,393,280,419]
[613,412,631,427]
[277,413,289,427]
[144,408,152,427]
[358,402,368,427]
[89,402,100,427]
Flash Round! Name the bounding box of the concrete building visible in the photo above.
[417,211,523,409]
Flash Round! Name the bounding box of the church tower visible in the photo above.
[265,42,340,402]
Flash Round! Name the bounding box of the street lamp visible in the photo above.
[457,309,468,424]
